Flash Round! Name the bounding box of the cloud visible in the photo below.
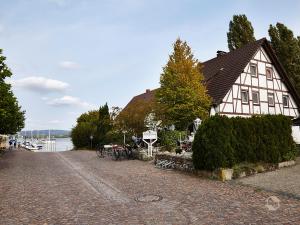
[9,76,69,93]
[46,95,95,109]
[59,61,80,70]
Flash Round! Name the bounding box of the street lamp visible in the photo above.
[90,135,93,149]
[122,130,127,145]
[193,118,202,133]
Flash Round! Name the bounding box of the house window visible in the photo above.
[283,95,289,107]
[250,64,257,77]
[266,67,273,80]
[252,91,260,105]
[241,90,249,103]
[268,93,275,106]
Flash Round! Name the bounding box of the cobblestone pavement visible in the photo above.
[237,157,300,199]
[0,150,300,225]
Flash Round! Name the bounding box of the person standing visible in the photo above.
[9,140,13,150]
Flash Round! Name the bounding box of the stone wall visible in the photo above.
[154,152,194,172]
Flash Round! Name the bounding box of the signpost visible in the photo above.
[142,130,157,157]
[90,135,93,149]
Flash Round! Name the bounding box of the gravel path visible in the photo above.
[237,157,300,199]
[0,150,299,224]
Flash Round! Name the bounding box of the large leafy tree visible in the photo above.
[268,23,300,94]
[155,38,211,130]
[71,110,98,149]
[227,14,256,51]
[116,98,154,135]
[0,49,25,134]
[71,104,123,149]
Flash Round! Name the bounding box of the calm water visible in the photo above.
[55,138,73,151]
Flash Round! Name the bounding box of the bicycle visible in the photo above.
[96,145,104,158]
[96,144,134,160]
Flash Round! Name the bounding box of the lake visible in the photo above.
[55,137,73,151]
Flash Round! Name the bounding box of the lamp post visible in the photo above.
[122,131,127,145]
[90,135,93,149]
[193,118,202,133]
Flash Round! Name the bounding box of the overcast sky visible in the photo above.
[2,0,300,130]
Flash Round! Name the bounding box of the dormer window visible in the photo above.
[250,64,257,77]
[266,67,273,80]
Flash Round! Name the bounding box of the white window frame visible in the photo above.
[250,64,257,77]
[283,95,289,108]
[252,91,260,105]
[241,90,249,104]
[268,93,275,106]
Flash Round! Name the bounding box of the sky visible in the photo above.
[1,0,300,130]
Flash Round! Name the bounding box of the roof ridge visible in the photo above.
[203,38,266,64]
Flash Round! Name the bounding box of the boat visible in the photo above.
[22,141,39,151]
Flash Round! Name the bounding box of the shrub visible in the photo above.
[158,130,186,152]
[192,116,235,170]
[192,115,296,171]
[71,122,96,149]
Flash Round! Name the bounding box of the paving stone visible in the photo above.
[237,157,300,199]
[0,150,299,224]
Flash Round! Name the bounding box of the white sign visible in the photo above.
[143,130,157,140]
[142,130,158,157]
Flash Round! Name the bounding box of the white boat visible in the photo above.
[22,141,39,151]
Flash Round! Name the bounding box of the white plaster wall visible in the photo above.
[292,126,300,144]
[217,47,299,118]
[258,62,265,74]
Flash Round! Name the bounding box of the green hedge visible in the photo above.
[192,115,296,171]
[158,130,186,152]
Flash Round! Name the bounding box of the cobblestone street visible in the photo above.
[237,157,300,199]
[0,150,300,225]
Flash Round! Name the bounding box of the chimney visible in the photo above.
[146,89,150,93]
[217,50,227,57]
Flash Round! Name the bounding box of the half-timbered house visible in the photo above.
[204,38,299,119]
[123,38,300,142]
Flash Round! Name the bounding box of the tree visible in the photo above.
[0,49,25,134]
[116,98,154,135]
[227,14,256,51]
[155,38,211,130]
[97,103,112,145]
[77,110,99,124]
[71,121,97,149]
[71,110,98,149]
[268,23,300,94]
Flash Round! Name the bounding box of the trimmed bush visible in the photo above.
[158,130,187,152]
[192,115,296,171]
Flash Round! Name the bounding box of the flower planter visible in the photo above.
[220,168,233,181]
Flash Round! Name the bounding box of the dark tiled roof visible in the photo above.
[123,89,156,111]
[202,38,266,104]
[124,38,300,109]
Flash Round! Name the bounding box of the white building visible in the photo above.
[204,38,300,142]
[124,38,300,142]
